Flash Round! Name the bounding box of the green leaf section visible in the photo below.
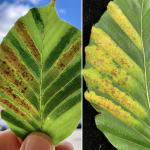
[0,1,81,145]
[84,0,150,149]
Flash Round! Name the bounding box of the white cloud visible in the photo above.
[59,8,66,15]
[30,0,39,4]
[0,2,30,42]
[16,0,40,4]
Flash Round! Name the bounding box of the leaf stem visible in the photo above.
[51,0,56,7]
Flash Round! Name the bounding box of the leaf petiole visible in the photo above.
[51,0,56,7]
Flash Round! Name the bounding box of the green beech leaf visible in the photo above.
[0,1,81,144]
[84,0,150,149]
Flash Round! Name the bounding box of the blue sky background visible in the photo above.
[0,0,81,42]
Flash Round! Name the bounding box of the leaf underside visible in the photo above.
[84,0,150,149]
[0,3,81,144]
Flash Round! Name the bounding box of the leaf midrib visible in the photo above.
[39,26,45,129]
[39,6,55,127]
[140,0,150,109]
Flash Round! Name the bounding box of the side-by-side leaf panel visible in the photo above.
[0,1,81,145]
[84,0,150,149]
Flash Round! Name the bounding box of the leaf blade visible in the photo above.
[84,0,150,149]
[0,2,81,145]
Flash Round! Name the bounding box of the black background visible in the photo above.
[83,0,117,149]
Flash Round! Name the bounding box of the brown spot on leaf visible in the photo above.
[0,59,28,94]
[56,39,81,70]
[0,98,26,117]
[1,44,34,83]
[0,85,35,114]
[15,20,41,63]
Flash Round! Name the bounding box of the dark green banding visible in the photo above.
[31,8,44,33]
[7,122,28,139]
[43,74,81,117]
[43,39,81,89]
[46,90,81,119]
[6,32,40,78]
[42,57,81,103]
[1,111,35,132]
[15,20,41,63]
[43,27,78,72]
[25,90,39,110]
[54,39,81,71]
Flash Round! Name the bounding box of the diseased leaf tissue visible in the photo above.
[0,1,81,145]
[84,0,150,149]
